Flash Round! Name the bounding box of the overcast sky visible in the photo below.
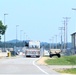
[0,0,76,43]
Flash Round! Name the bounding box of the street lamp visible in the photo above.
[4,13,8,51]
[16,25,19,47]
[20,30,23,41]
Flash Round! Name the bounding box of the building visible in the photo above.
[71,32,76,54]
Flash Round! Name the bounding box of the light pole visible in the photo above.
[20,30,23,41]
[16,25,19,47]
[59,27,64,51]
[4,13,8,51]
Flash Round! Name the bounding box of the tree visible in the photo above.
[0,20,7,41]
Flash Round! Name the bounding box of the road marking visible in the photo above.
[33,57,50,75]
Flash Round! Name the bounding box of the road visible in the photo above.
[0,56,61,75]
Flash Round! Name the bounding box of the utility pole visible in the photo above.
[63,20,66,51]
[62,20,66,51]
[55,35,57,49]
[52,37,54,49]
[63,17,70,50]
[59,27,64,51]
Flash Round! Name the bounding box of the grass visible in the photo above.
[57,68,76,74]
[45,55,76,65]
[45,55,76,74]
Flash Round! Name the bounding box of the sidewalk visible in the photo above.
[49,65,76,69]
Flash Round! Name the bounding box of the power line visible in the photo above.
[63,17,70,49]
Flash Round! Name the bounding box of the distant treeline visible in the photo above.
[0,41,25,48]
[0,41,71,49]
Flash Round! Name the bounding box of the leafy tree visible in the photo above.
[0,20,7,41]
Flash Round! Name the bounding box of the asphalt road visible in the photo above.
[0,56,61,75]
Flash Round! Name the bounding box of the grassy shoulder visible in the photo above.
[45,55,76,65]
[45,55,76,74]
[56,68,76,74]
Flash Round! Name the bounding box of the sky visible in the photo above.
[0,0,76,43]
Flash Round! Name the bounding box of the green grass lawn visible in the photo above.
[45,55,76,74]
[45,55,76,65]
[57,68,76,74]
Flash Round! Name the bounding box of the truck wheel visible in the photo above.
[49,54,52,58]
[57,54,61,58]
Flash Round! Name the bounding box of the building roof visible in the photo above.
[71,32,76,35]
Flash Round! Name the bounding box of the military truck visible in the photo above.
[25,40,40,57]
[49,49,61,58]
